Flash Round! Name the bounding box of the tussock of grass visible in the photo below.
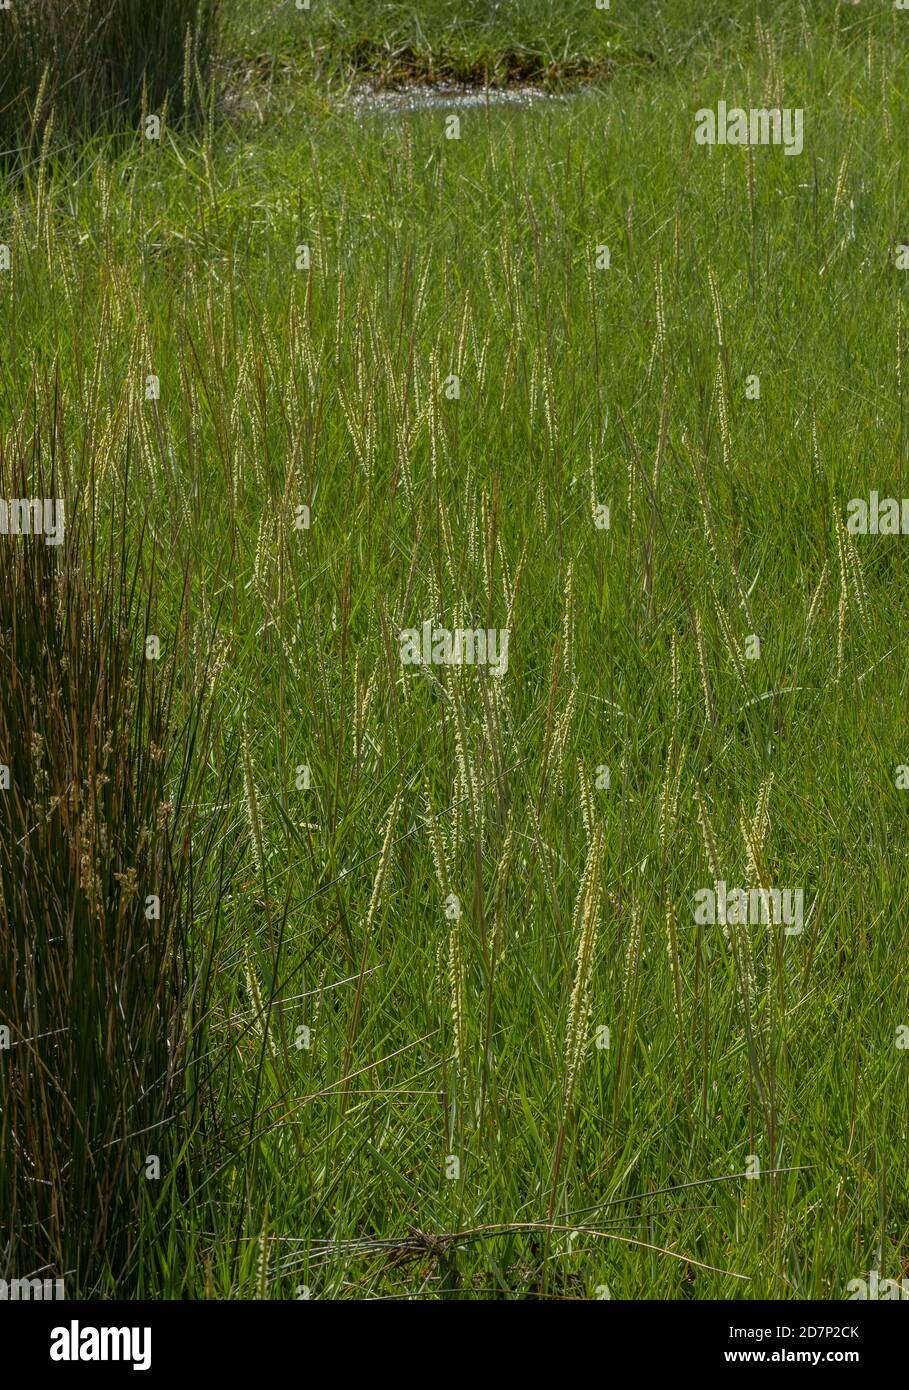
[0,427,232,1294]
[1,0,219,148]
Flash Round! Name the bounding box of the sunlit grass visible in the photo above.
[2,1,908,1298]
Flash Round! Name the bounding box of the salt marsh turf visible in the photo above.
[1,0,909,1299]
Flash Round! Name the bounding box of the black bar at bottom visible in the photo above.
[4,1297,903,1376]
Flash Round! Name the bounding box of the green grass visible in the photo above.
[224,0,870,86]
[2,1,909,1299]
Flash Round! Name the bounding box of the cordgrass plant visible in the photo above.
[1,0,908,1299]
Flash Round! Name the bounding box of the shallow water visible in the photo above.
[349,82,566,116]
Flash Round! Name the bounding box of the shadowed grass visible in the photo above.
[1,0,220,151]
[0,405,234,1295]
